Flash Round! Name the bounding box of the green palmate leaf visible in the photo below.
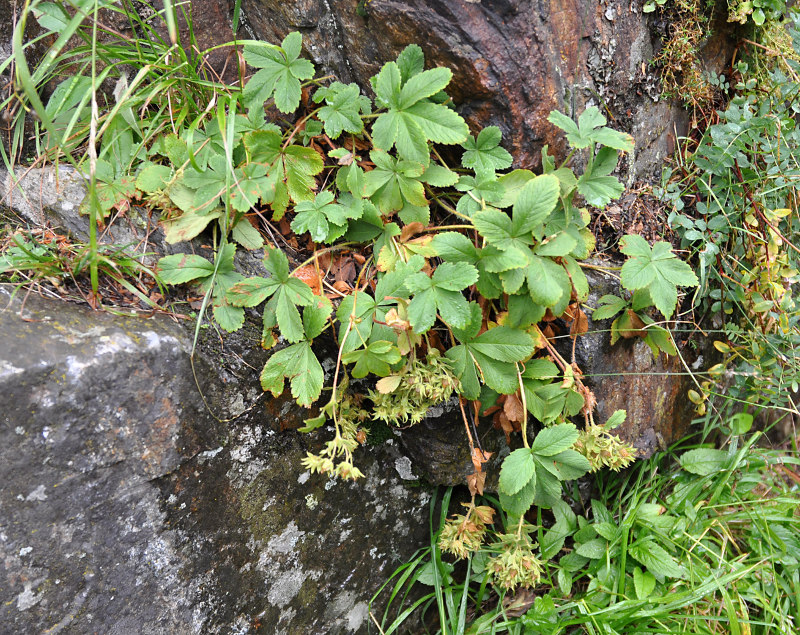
[405,262,479,333]
[548,106,634,152]
[396,44,425,83]
[87,173,136,218]
[244,130,325,213]
[371,61,468,164]
[533,465,564,508]
[336,162,367,198]
[577,172,624,208]
[507,292,545,328]
[526,254,570,307]
[398,66,453,108]
[398,202,430,226]
[226,247,315,343]
[500,267,526,294]
[342,340,402,378]
[446,318,536,398]
[231,217,265,250]
[188,244,246,333]
[592,294,628,321]
[33,2,71,32]
[162,208,221,244]
[335,259,419,352]
[471,174,559,266]
[431,233,509,299]
[531,423,580,457]
[136,163,173,194]
[260,340,324,406]
[512,174,560,236]
[303,296,333,340]
[213,300,245,333]
[499,448,536,496]
[549,450,591,480]
[156,253,214,284]
[225,275,281,307]
[605,409,627,429]
[472,210,531,264]
[243,32,315,113]
[421,162,460,188]
[499,472,537,518]
[522,372,585,425]
[524,359,559,379]
[461,126,513,175]
[536,231,577,257]
[182,154,229,215]
[317,82,364,139]
[481,244,529,273]
[620,235,699,319]
[644,323,678,357]
[364,150,427,214]
[230,163,276,213]
[336,292,378,352]
[495,169,534,207]
[454,174,505,216]
[291,190,349,243]
[563,256,589,301]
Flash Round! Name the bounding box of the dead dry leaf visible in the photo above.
[471,447,493,473]
[503,392,525,423]
[400,222,425,242]
[292,264,322,295]
[466,470,487,497]
[503,588,536,617]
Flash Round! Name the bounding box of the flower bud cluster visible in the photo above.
[370,351,460,426]
[487,532,543,591]
[574,423,637,472]
[438,504,495,559]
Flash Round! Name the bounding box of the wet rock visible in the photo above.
[398,398,509,488]
[567,266,696,457]
[0,284,430,633]
[238,0,695,177]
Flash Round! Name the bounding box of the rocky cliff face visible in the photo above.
[0,283,431,633]
[238,0,689,178]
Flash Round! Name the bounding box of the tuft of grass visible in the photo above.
[1,0,241,296]
[373,418,800,634]
[0,226,164,310]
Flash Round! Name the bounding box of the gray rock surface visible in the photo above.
[0,284,430,633]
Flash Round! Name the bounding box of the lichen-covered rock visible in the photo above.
[0,284,429,633]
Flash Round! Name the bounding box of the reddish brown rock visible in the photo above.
[240,0,691,176]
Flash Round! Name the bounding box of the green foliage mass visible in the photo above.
[112,34,691,537]
[5,5,709,617]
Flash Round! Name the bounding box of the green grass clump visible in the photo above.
[372,420,800,634]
